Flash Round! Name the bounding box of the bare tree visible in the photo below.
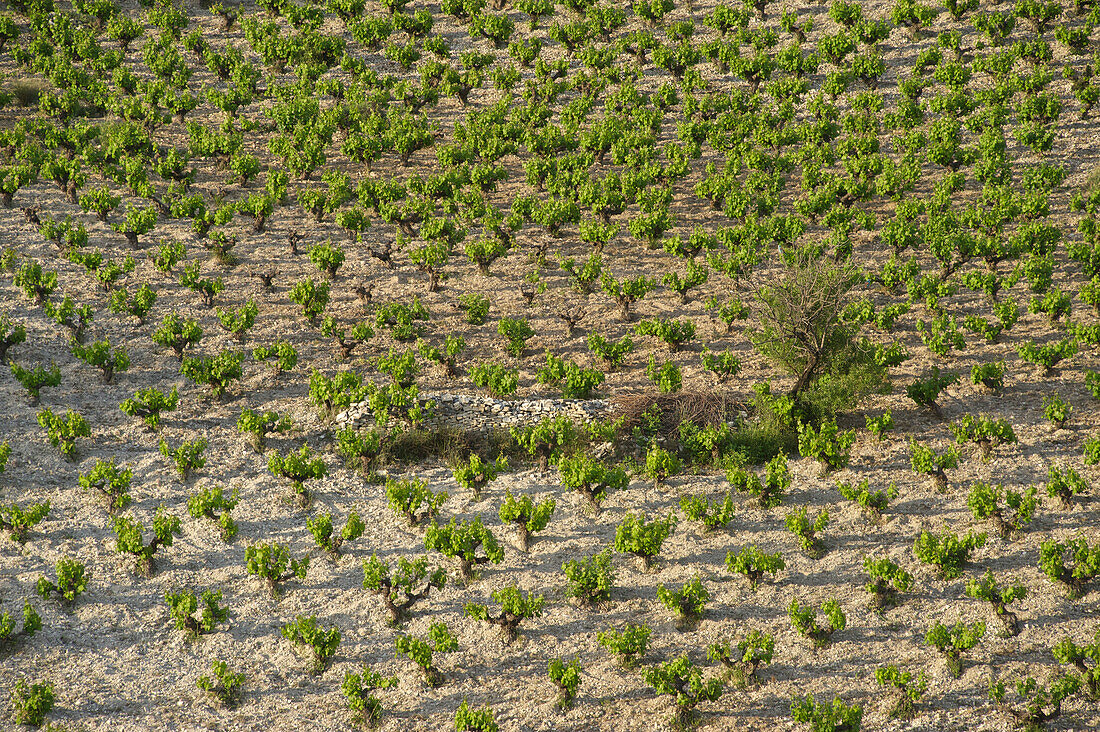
[749,260,884,415]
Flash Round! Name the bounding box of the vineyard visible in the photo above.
[1,0,1100,729]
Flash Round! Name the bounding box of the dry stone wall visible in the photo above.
[334,392,614,433]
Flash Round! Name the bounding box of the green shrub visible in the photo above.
[1087,371,1100,400]
[159,437,207,481]
[10,361,61,404]
[0,600,41,646]
[236,408,292,453]
[966,571,1028,637]
[44,295,93,343]
[108,283,157,323]
[245,541,309,598]
[1052,631,1100,700]
[362,554,447,625]
[863,557,912,611]
[186,484,238,541]
[342,665,397,726]
[165,589,228,638]
[309,240,346,278]
[789,598,846,648]
[797,419,855,473]
[864,411,893,441]
[114,508,181,575]
[465,585,544,643]
[1039,537,1100,598]
[197,661,244,709]
[78,459,132,513]
[680,492,735,531]
[343,660,400,726]
[701,348,741,380]
[12,260,57,303]
[458,293,491,324]
[949,414,1017,461]
[216,299,257,343]
[645,354,682,393]
[967,482,1038,537]
[253,340,298,373]
[749,260,886,418]
[706,630,774,685]
[587,332,634,369]
[498,490,554,552]
[988,674,1081,731]
[558,453,628,513]
[645,655,723,729]
[120,386,179,430]
[395,622,457,686]
[308,369,369,420]
[375,297,431,341]
[424,517,503,580]
[181,350,245,398]
[268,445,327,506]
[837,479,895,516]
[908,441,959,492]
[727,452,790,508]
[308,511,365,559]
[454,699,498,732]
[374,348,419,388]
[614,512,676,570]
[36,557,88,606]
[642,442,681,487]
[321,314,369,356]
[1042,394,1071,430]
[10,679,54,727]
[635,317,696,351]
[0,500,49,543]
[789,694,862,732]
[0,313,26,364]
[726,545,785,590]
[151,240,186,274]
[905,367,958,417]
[152,311,203,360]
[37,408,89,460]
[597,623,651,667]
[1045,465,1089,508]
[562,549,615,605]
[875,665,927,719]
[917,314,965,357]
[785,507,829,558]
[289,278,330,324]
[386,477,447,527]
[282,615,340,674]
[536,352,605,398]
[497,316,535,357]
[913,529,987,579]
[179,262,224,307]
[657,575,710,627]
[970,361,1005,392]
[453,453,508,499]
[600,272,656,321]
[470,362,518,397]
[418,335,466,378]
[1016,338,1078,374]
[672,421,735,467]
[465,234,508,275]
[509,415,575,472]
[334,427,383,479]
[925,620,985,678]
[71,338,129,384]
[548,658,581,709]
